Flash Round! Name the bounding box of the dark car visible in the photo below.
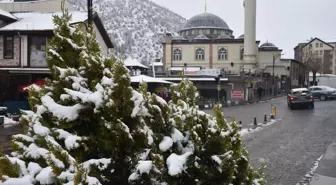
[308,86,336,101]
[287,88,314,110]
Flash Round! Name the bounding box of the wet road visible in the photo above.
[206,97,336,185]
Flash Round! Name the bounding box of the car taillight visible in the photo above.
[309,95,313,99]
[290,96,295,100]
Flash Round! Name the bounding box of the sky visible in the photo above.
[152,0,336,58]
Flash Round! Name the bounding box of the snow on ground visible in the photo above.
[2,116,18,128]
[239,119,279,137]
[296,155,323,185]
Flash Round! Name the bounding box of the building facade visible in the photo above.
[294,38,336,75]
[0,8,113,111]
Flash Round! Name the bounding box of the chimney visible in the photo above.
[243,0,257,64]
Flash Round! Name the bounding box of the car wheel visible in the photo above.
[289,104,294,110]
[320,94,327,101]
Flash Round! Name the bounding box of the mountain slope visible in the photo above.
[68,0,186,64]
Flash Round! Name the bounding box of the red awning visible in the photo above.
[18,80,46,92]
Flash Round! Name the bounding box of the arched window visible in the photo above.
[218,47,228,60]
[173,48,182,61]
[240,47,244,60]
[195,48,205,60]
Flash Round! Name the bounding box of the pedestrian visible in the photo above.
[258,86,262,101]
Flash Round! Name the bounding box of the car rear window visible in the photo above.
[293,90,309,95]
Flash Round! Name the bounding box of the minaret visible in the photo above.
[243,0,257,65]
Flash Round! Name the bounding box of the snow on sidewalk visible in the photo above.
[1,116,19,128]
[296,155,323,185]
[239,119,279,137]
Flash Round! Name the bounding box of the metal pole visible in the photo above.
[272,55,276,97]
[88,0,93,25]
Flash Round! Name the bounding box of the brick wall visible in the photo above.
[0,36,20,66]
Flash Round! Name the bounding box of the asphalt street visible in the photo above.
[205,97,336,185]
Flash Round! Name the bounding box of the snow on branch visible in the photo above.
[41,95,85,121]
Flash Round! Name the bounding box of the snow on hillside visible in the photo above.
[68,0,186,65]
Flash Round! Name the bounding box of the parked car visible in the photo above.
[287,88,314,110]
[309,143,336,185]
[308,86,336,101]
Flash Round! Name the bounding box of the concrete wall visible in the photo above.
[0,0,75,12]
[258,50,282,69]
[164,40,259,74]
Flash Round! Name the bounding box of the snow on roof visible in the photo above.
[150,62,163,66]
[0,11,87,31]
[0,9,17,20]
[131,75,172,84]
[124,58,148,69]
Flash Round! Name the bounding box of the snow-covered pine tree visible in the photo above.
[0,2,172,185]
[163,79,265,185]
[0,3,110,184]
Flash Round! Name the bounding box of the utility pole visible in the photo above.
[88,0,93,25]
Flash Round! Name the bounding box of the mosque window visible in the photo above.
[218,47,228,60]
[192,30,195,35]
[173,48,182,61]
[195,48,205,60]
[240,47,244,60]
[214,30,217,34]
[320,43,323,47]
[198,30,202,34]
[206,29,210,34]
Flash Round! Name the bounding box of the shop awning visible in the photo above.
[18,80,46,92]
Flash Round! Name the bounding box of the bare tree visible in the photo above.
[301,49,323,86]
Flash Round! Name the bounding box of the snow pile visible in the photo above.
[239,119,279,137]
[296,155,323,185]
[1,116,18,126]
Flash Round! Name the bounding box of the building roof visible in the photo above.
[237,34,244,39]
[0,9,17,21]
[131,75,173,84]
[194,34,210,40]
[302,37,334,49]
[0,11,87,30]
[0,11,113,48]
[124,58,148,69]
[181,12,231,31]
[215,33,232,40]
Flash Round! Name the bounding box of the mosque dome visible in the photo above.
[259,42,279,50]
[238,34,244,39]
[178,12,234,40]
[182,13,230,30]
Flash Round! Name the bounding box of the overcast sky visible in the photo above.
[152,0,336,58]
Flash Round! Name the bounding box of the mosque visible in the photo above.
[162,0,283,77]
[158,0,294,105]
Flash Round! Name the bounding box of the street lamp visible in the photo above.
[272,53,285,96]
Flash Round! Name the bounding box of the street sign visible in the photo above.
[231,90,244,100]
[217,84,221,91]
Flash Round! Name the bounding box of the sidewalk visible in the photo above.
[0,124,22,154]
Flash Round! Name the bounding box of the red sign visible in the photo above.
[231,90,244,100]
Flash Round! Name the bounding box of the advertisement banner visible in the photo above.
[231,90,244,100]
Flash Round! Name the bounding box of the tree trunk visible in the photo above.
[313,72,317,86]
